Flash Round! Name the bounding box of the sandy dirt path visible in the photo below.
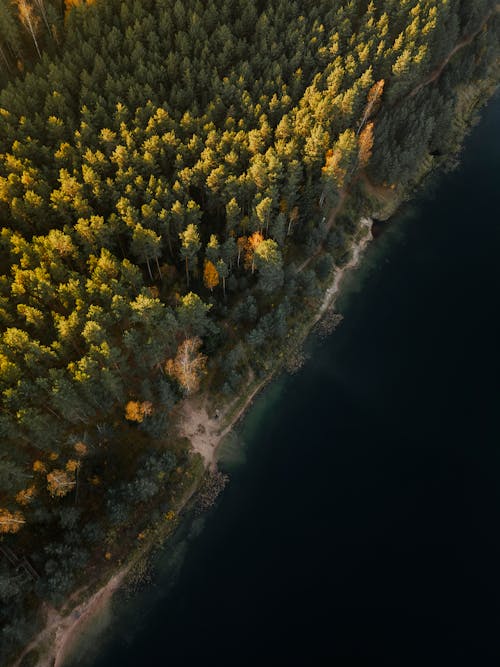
[409,6,499,99]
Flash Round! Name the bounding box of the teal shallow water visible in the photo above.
[73,94,500,666]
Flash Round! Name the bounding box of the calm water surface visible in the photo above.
[75,95,500,666]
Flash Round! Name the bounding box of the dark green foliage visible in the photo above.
[315,255,334,281]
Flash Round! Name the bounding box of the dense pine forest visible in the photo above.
[0,0,498,661]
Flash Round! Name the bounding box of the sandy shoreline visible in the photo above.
[16,217,373,667]
[178,216,373,468]
[13,567,130,667]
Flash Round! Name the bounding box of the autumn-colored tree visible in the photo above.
[46,468,76,498]
[166,337,207,395]
[245,232,264,273]
[125,401,141,421]
[15,485,36,506]
[203,259,219,291]
[33,460,46,473]
[358,122,374,168]
[0,508,25,534]
[357,79,385,134]
[66,459,80,473]
[125,400,154,423]
[64,0,87,11]
[63,0,76,8]
[16,0,42,59]
[74,441,88,457]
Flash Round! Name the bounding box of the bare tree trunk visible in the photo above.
[27,19,42,59]
[146,257,153,281]
[0,44,12,73]
[45,405,62,421]
[167,228,173,257]
[74,465,80,505]
[357,80,384,135]
[18,0,42,59]
[34,0,51,36]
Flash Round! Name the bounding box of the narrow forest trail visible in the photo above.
[12,568,131,667]
[297,188,348,273]
[409,5,499,99]
[298,5,498,275]
[314,216,373,322]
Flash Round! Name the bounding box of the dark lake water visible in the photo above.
[74,94,500,666]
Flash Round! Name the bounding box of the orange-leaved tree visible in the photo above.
[46,468,76,498]
[15,485,36,506]
[125,400,153,423]
[203,259,219,292]
[245,232,264,273]
[357,79,385,135]
[358,121,374,169]
[0,508,26,534]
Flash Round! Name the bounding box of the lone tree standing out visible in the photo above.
[203,259,219,292]
[0,508,26,533]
